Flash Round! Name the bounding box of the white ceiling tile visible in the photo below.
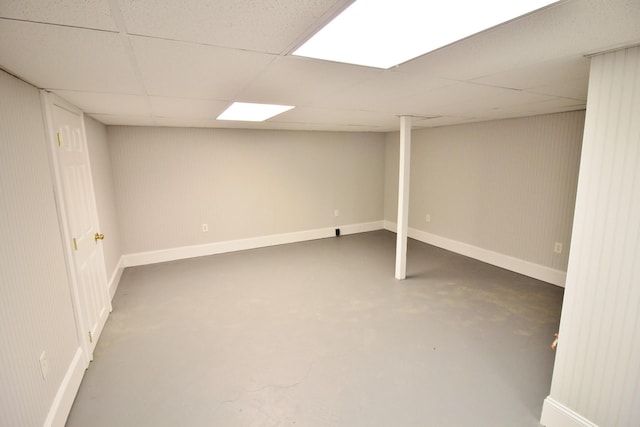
[413,116,478,129]
[472,56,590,91]
[217,120,384,132]
[487,97,586,119]
[53,90,150,115]
[150,97,228,119]
[89,113,156,126]
[118,0,351,54]
[236,56,380,106]
[130,36,275,99]
[0,0,117,31]
[313,70,457,113]
[149,117,383,132]
[271,106,399,129]
[403,83,554,116]
[0,0,637,131]
[528,77,590,100]
[151,117,218,128]
[0,20,143,93]
[399,0,640,81]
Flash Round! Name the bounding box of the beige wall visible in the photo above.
[0,71,79,426]
[85,116,123,284]
[385,111,584,272]
[108,126,385,254]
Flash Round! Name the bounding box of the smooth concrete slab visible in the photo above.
[66,230,562,426]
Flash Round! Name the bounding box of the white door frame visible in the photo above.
[40,90,111,366]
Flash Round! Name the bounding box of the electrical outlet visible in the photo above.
[554,242,563,254]
[425,214,431,222]
[334,209,339,217]
[39,351,48,380]
[202,224,208,232]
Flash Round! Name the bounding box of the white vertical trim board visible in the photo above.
[384,221,566,286]
[122,221,384,267]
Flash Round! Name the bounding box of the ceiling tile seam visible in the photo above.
[461,80,529,92]
[292,105,420,119]
[47,88,148,96]
[299,67,422,108]
[106,0,154,119]
[468,73,589,90]
[86,112,152,118]
[0,65,46,91]
[0,16,118,34]
[297,68,390,107]
[268,120,386,130]
[231,55,288,105]
[105,0,128,34]
[522,90,587,102]
[146,94,232,102]
[584,40,640,57]
[114,34,282,112]
[125,32,282,56]
[120,35,154,115]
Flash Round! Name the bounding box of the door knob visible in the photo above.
[94,233,105,241]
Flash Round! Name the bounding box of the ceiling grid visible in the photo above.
[0,0,638,131]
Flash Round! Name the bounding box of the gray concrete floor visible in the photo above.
[66,231,563,426]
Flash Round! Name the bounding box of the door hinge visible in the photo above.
[88,331,93,343]
[57,132,62,147]
[73,237,78,251]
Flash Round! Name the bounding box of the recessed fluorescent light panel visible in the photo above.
[293,0,558,69]
[217,102,295,121]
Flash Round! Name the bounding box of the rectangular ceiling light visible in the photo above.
[293,0,558,69]
[217,102,295,121]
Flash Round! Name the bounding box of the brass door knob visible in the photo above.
[94,233,105,241]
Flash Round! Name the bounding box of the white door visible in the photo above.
[42,93,111,363]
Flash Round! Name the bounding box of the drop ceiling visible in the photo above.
[0,0,638,132]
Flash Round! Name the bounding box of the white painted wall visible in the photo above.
[108,126,385,256]
[85,116,123,296]
[541,45,640,427]
[0,71,81,426]
[385,111,584,284]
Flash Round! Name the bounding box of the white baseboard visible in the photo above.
[122,221,384,267]
[384,220,566,287]
[107,256,125,300]
[540,397,598,427]
[43,347,85,427]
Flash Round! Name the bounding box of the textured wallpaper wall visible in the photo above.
[85,116,123,286]
[108,127,385,254]
[0,71,79,426]
[385,111,585,272]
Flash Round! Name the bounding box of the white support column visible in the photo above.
[395,115,412,280]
